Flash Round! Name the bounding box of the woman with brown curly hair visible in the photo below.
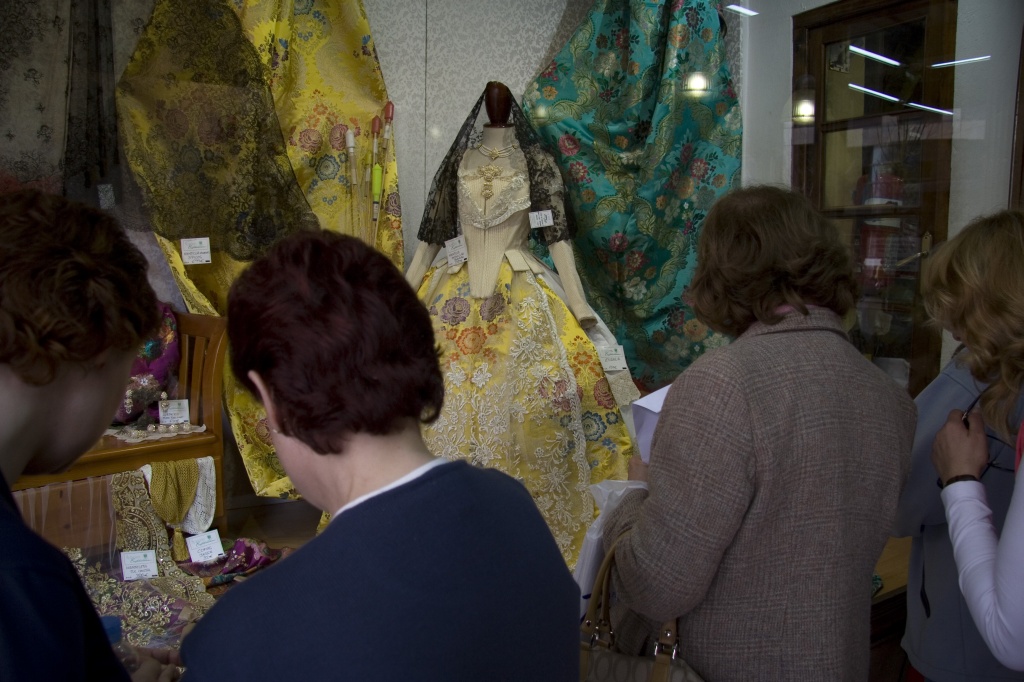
[0,190,178,681]
[601,185,916,680]
[922,211,1024,671]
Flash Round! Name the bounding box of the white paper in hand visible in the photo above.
[633,385,670,463]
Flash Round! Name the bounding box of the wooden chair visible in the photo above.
[14,313,229,532]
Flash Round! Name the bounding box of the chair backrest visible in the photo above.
[175,313,227,434]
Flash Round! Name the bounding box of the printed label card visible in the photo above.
[158,399,189,425]
[181,237,212,265]
[597,344,629,372]
[445,235,468,266]
[121,551,159,581]
[529,210,554,229]
[186,530,226,563]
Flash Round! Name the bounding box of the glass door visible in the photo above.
[793,0,956,395]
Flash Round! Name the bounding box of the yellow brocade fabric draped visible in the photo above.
[418,261,631,568]
[119,0,403,499]
[230,0,404,265]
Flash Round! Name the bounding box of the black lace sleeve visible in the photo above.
[512,98,575,245]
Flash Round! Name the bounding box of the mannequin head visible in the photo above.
[484,81,513,128]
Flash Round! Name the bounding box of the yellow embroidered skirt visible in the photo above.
[418,259,632,568]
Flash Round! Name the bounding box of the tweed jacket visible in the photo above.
[604,308,916,681]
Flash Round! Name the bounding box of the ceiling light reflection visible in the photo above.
[907,102,954,116]
[848,83,900,102]
[931,55,991,68]
[725,4,758,16]
[849,45,901,67]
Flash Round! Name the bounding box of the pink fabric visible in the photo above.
[177,538,293,592]
[113,302,179,424]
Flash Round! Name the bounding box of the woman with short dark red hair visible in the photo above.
[180,231,578,681]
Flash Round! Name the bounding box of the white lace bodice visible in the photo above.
[456,148,536,298]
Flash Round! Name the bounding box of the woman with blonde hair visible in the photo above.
[923,210,1024,671]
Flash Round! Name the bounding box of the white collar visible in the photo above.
[332,458,450,519]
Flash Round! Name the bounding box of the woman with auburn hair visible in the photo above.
[601,185,916,680]
[179,230,578,681]
[909,210,1024,673]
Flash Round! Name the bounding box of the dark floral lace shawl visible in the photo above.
[117,0,319,261]
[418,89,574,246]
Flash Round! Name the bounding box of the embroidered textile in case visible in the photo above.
[65,471,213,650]
[147,459,199,561]
[523,0,740,391]
[178,537,294,595]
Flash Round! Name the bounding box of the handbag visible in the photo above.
[580,535,704,682]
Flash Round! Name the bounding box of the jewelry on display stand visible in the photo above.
[477,143,518,160]
[473,164,506,216]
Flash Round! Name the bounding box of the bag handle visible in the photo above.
[581,532,680,661]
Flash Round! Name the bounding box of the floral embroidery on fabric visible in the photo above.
[66,472,214,650]
[418,259,631,569]
[524,0,740,391]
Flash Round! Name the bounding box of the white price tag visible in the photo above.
[186,529,226,563]
[121,550,159,581]
[158,399,189,425]
[181,237,212,265]
[529,210,554,229]
[597,344,629,372]
[445,235,468,266]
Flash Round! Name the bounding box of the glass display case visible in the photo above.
[793,0,956,395]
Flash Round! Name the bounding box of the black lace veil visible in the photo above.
[417,87,575,246]
[117,0,319,262]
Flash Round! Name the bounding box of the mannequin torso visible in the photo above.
[403,84,633,567]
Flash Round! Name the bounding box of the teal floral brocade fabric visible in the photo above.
[523,0,741,391]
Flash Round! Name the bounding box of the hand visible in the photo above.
[931,409,988,485]
[628,456,649,483]
[130,648,183,682]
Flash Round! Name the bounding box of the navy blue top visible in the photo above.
[0,472,129,682]
[181,460,579,681]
